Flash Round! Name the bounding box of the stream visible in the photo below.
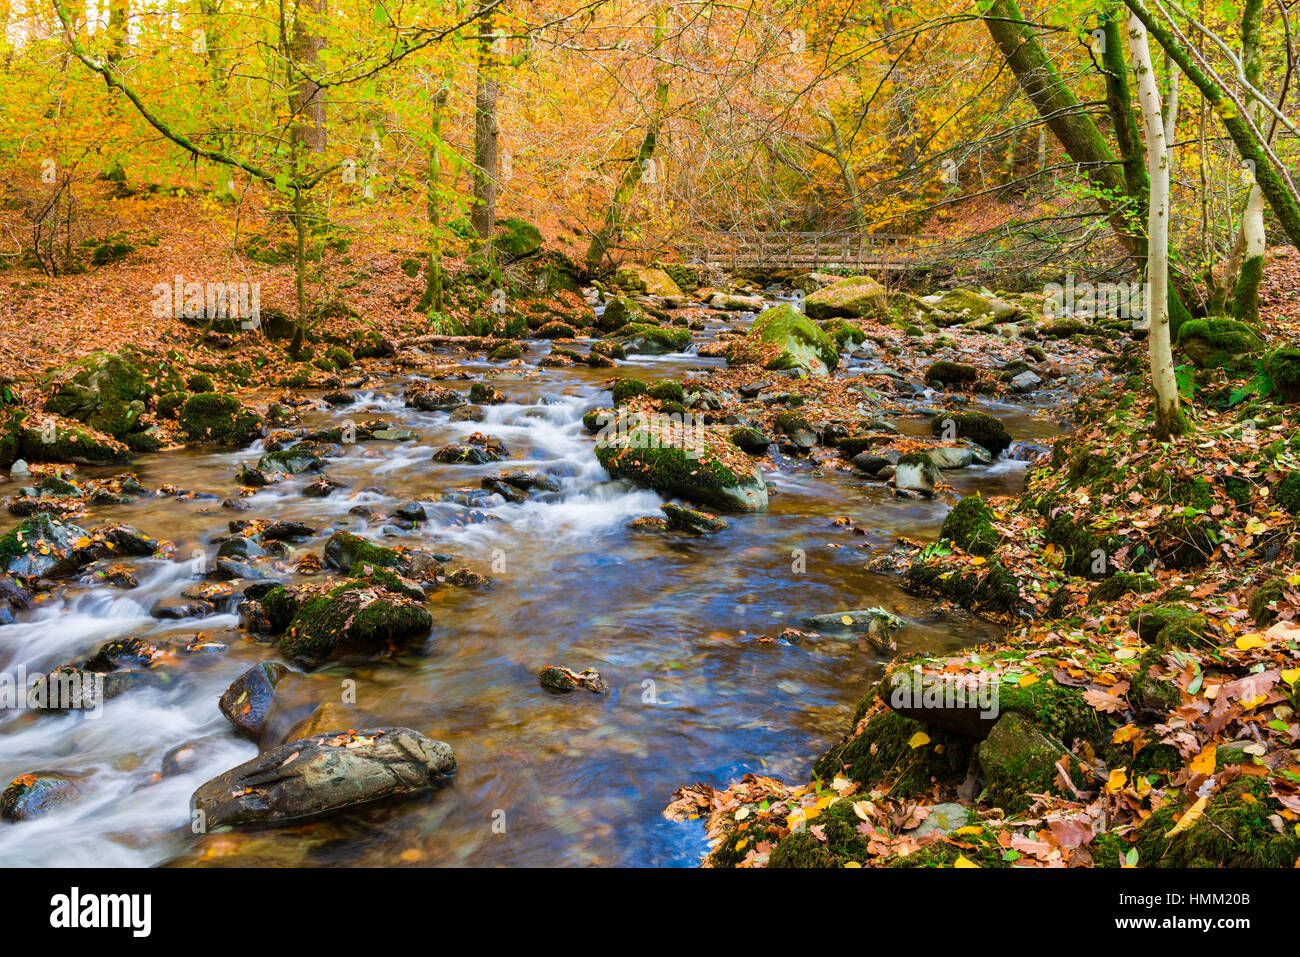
[0,302,1065,867]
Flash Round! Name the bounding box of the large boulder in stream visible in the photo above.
[595,415,767,511]
[611,323,692,355]
[180,393,264,446]
[929,411,1012,458]
[258,580,433,664]
[803,276,888,321]
[0,514,90,577]
[615,264,683,299]
[731,304,840,376]
[190,728,456,827]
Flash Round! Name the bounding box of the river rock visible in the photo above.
[538,666,609,694]
[190,727,457,827]
[894,452,941,496]
[44,352,149,439]
[261,581,432,663]
[0,514,90,577]
[404,383,463,411]
[219,662,292,740]
[595,417,768,511]
[0,770,83,821]
[1010,370,1043,393]
[928,446,974,470]
[801,607,904,653]
[660,502,728,534]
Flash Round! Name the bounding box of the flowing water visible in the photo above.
[0,308,1066,867]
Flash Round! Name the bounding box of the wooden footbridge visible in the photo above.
[679,231,948,271]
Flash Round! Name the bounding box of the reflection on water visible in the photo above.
[0,322,1061,867]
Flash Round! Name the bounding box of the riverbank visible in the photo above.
[666,333,1300,867]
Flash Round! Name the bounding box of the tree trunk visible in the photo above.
[1231,0,1267,325]
[585,9,669,271]
[471,12,500,243]
[419,85,451,315]
[982,0,1193,330]
[288,0,326,153]
[1128,12,1185,439]
[1124,0,1300,249]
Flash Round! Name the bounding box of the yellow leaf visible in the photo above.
[840,615,853,626]
[953,854,979,868]
[1112,725,1140,744]
[952,825,983,836]
[970,556,986,566]
[1281,669,1300,686]
[907,731,931,749]
[1189,744,1216,777]
[1235,633,1266,650]
[843,861,862,868]
[1018,673,1039,688]
[1106,768,1129,792]
[1164,796,1209,838]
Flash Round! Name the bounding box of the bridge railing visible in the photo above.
[677,231,947,270]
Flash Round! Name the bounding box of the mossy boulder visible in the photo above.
[803,276,888,321]
[941,495,999,556]
[612,322,691,355]
[746,304,840,376]
[1133,777,1300,867]
[595,419,768,511]
[43,352,149,439]
[611,378,647,406]
[812,707,974,796]
[7,413,132,466]
[492,217,543,260]
[976,711,1076,814]
[1176,317,1262,370]
[925,360,978,386]
[615,264,683,298]
[180,393,264,446]
[1249,578,1286,627]
[262,580,432,664]
[929,411,1011,457]
[1263,346,1300,402]
[323,531,407,575]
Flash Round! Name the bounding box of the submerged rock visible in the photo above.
[538,666,609,694]
[660,502,728,534]
[190,728,456,827]
[801,607,904,653]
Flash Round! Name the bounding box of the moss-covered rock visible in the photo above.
[44,352,149,438]
[976,711,1077,813]
[1088,572,1154,604]
[812,707,974,796]
[611,322,691,355]
[745,304,840,375]
[615,264,683,298]
[180,394,264,446]
[595,419,767,511]
[611,378,648,406]
[264,580,432,664]
[1176,317,1262,370]
[1263,346,1300,403]
[492,217,543,259]
[925,360,978,386]
[929,411,1011,457]
[0,514,91,577]
[1134,777,1300,867]
[803,276,888,321]
[941,495,999,556]
[323,531,407,574]
[1249,578,1286,627]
